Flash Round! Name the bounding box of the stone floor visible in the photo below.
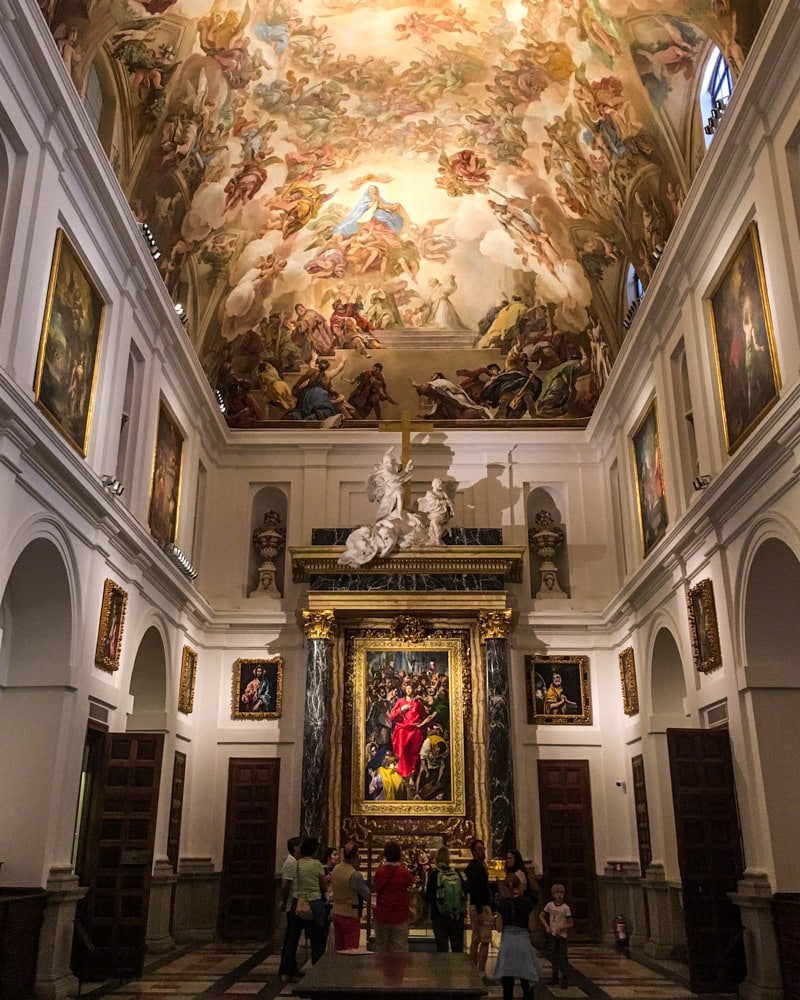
[74,932,738,1000]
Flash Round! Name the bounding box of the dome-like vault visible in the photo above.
[45,0,766,427]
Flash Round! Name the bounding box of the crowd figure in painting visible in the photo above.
[277,833,573,994]
[211,288,613,428]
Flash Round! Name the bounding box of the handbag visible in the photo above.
[295,895,313,921]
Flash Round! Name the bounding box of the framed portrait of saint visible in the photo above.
[687,578,723,673]
[619,647,639,716]
[709,223,781,454]
[632,400,668,557]
[178,646,198,714]
[148,401,184,547]
[34,229,105,455]
[232,656,283,719]
[94,578,127,672]
[525,654,591,725]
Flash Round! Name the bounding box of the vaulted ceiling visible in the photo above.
[47,0,767,426]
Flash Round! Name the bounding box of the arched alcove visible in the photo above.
[742,537,800,888]
[526,487,570,598]
[127,625,168,731]
[248,486,288,598]
[650,626,687,722]
[0,538,73,881]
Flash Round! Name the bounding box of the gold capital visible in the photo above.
[302,609,336,640]
[478,609,512,641]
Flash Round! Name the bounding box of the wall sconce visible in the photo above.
[164,542,198,580]
[101,474,124,497]
[140,223,162,262]
[692,474,712,492]
[174,302,188,326]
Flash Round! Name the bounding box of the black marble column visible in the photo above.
[479,610,516,858]
[300,610,335,840]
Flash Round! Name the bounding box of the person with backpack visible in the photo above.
[425,845,466,953]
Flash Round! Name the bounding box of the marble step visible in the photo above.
[375,329,478,350]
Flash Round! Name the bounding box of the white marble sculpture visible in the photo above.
[338,449,455,568]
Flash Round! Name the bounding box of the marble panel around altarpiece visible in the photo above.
[485,637,516,856]
[308,573,505,592]
[310,528,504,546]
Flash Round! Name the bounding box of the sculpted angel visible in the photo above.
[366,448,413,519]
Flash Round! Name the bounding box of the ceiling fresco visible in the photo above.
[44,0,766,427]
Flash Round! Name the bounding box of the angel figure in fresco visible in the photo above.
[367,448,413,520]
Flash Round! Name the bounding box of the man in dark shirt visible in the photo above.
[464,838,492,971]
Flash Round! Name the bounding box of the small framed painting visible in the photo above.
[632,400,668,557]
[148,401,184,547]
[232,656,283,719]
[525,654,591,725]
[34,229,105,455]
[709,223,781,454]
[94,578,127,672]
[619,647,639,716]
[687,578,723,673]
[178,645,197,714]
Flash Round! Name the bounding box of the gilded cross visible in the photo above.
[379,411,434,506]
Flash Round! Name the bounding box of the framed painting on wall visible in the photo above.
[349,635,466,817]
[34,229,105,455]
[94,578,127,672]
[525,654,591,725]
[148,401,184,547]
[709,223,781,454]
[619,647,639,716]
[178,645,197,714]
[232,656,283,719]
[631,400,668,557]
[687,578,723,673]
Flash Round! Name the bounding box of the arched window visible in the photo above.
[626,263,643,307]
[700,46,732,146]
[83,64,103,134]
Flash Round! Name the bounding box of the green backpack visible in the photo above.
[436,867,465,919]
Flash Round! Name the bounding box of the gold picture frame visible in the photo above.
[232,656,283,719]
[687,578,723,673]
[34,229,105,455]
[525,654,591,725]
[619,647,639,716]
[148,401,184,547]
[709,223,781,454]
[631,399,668,557]
[94,578,127,672]
[350,634,466,817]
[178,645,198,714]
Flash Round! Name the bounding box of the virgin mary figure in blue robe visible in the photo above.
[333,184,408,238]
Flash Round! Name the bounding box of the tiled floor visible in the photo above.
[77,935,736,1000]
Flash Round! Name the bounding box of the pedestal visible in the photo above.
[729,872,783,1000]
[172,858,219,943]
[642,863,686,961]
[146,859,177,954]
[34,867,86,1000]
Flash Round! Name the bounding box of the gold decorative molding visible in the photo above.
[389,614,429,643]
[478,608,513,641]
[291,545,525,583]
[302,609,336,640]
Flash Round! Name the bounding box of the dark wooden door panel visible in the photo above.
[219,758,280,939]
[537,759,599,940]
[74,733,163,979]
[631,754,652,878]
[667,728,746,993]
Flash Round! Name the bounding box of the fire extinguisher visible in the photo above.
[614,914,629,949]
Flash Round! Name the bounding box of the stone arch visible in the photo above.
[127,624,169,731]
[0,536,74,882]
[739,529,800,889]
[649,624,688,723]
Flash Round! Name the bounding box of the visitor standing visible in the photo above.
[492,874,541,1000]
[425,845,466,952]
[373,841,415,953]
[464,838,493,971]
[539,882,573,989]
[278,837,327,982]
[330,841,371,952]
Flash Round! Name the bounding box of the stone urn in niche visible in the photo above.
[528,509,565,598]
[250,510,285,597]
